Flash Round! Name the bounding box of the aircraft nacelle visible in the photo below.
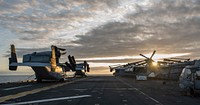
[9,44,18,70]
[9,58,17,70]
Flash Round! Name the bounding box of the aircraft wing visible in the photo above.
[75,67,84,70]
[9,62,51,67]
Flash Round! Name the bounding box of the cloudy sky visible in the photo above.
[1,0,200,74]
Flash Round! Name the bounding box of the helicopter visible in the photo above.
[9,44,90,82]
[109,50,157,78]
[179,60,200,95]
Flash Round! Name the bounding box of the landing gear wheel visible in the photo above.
[59,78,64,82]
[180,91,187,96]
[190,88,194,96]
[37,79,42,83]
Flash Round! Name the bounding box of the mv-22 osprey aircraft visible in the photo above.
[9,44,90,82]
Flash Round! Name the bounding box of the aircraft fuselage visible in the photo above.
[31,66,64,82]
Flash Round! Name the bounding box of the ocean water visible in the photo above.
[0,75,35,83]
[0,72,74,83]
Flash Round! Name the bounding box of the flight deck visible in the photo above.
[1,76,200,105]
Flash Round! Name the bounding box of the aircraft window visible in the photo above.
[184,69,191,80]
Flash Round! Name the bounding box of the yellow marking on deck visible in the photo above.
[0,78,89,103]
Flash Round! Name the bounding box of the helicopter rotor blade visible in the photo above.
[139,54,149,59]
[150,50,156,59]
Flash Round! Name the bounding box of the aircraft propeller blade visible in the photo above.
[87,64,90,72]
[68,55,76,71]
[61,52,67,55]
[72,56,76,64]
[51,45,66,51]
[68,55,75,66]
[65,62,75,71]
[57,47,66,51]
[83,61,90,72]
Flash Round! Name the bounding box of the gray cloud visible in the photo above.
[69,22,150,57]
[3,47,50,58]
[2,0,200,69]
[63,0,200,60]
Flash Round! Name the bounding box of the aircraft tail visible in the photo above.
[9,44,18,70]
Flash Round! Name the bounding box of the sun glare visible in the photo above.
[152,62,158,66]
[77,53,190,61]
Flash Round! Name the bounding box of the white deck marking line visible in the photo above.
[0,78,89,103]
[3,85,32,91]
[73,89,88,91]
[2,95,91,105]
[92,88,134,90]
[116,77,163,105]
